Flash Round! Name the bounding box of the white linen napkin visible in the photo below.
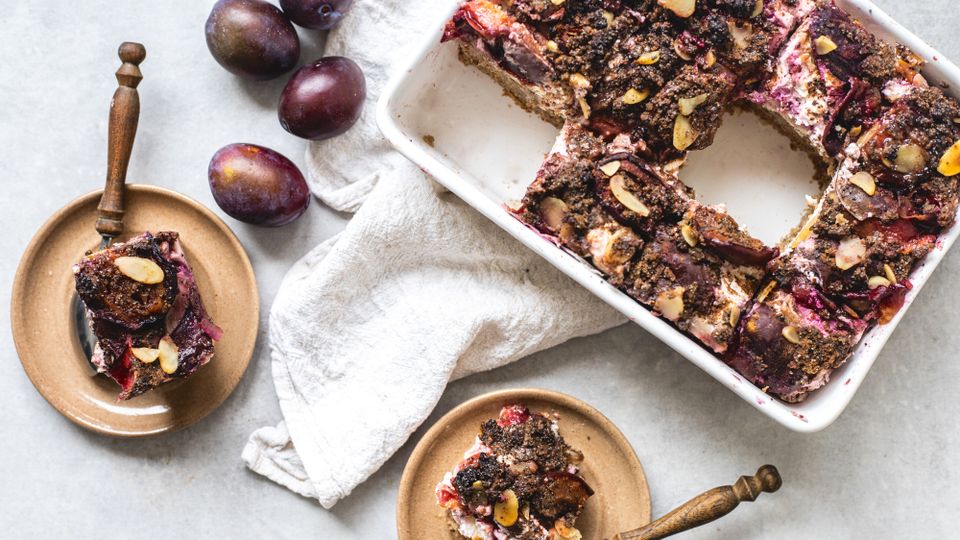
[242,0,625,509]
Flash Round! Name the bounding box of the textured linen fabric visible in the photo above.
[242,0,625,508]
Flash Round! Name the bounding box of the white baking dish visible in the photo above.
[376,0,960,432]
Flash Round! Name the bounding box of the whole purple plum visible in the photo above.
[205,0,300,81]
[208,143,310,227]
[280,0,354,30]
[278,56,366,140]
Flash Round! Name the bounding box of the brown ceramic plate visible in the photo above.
[398,389,651,539]
[11,184,259,437]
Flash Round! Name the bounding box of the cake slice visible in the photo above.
[625,207,770,354]
[748,2,915,158]
[442,0,570,126]
[435,404,593,540]
[513,126,649,288]
[727,276,868,402]
[74,232,223,399]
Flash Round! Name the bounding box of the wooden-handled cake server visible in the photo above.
[73,41,146,363]
[614,465,782,540]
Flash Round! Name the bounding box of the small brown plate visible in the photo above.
[397,388,651,539]
[11,184,259,437]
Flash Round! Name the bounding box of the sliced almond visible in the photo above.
[636,50,661,65]
[555,519,582,539]
[857,123,882,148]
[577,96,592,119]
[623,87,650,105]
[678,93,709,116]
[131,347,160,363]
[673,115,698,151]
[849,171,877,196]
[655,287,685,321]
[540,197,569,230]
[790,217,816,249]
[114,256,164,285]
[884,263,897,284]
[546,40,559,53]
[757,281,776,302]
[550,0,564,5]
[894,143,926,173]
[599,160,621,176]
[938,140,960,177]
[610,175,651,217]
[728,21,753,50]
[494,489,519,527]
[680,222,699,247]
[868,276,892,289]
[703,49,716,68]
[158,336,180,375]
[568,72,590,90]
[658,0,696,18]
[601,10,614,25]
[814,36,838,55]
[674,39,693,61]
[835,236,867,270]
[729,305,741,327]
[601,228,636,265]
[781,326,801,344]
[751,0,764,18]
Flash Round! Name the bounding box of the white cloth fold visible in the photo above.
[243,0,624,509]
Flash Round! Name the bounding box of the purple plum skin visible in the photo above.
[278,56,366,140]
[208,144,310,227]
[280,0,354,30]
[205,0,301,81]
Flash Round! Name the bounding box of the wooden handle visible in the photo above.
[615,465,782,540]
[96,41,145,238]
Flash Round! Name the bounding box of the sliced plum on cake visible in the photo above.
[443,0,554,85]
[74,232,223,399]
[854,86,960,198]
[748,2,908,157]
[435,404,593,540]
[442,0,570,124]
[782,167,935,321]
[625,208,769,354]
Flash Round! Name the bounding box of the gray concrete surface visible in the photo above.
[1,1,958,538]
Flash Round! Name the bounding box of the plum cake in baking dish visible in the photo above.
[442,0,960,402]
[74,232,223,399]
[436,404,593,540]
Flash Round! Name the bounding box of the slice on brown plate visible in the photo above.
[398,389,649,540]
[73,231,223,399]
[436,404,593,540]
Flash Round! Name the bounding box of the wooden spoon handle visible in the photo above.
[96,41,145,238]
[614,465,782,540]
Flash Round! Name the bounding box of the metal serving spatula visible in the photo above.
[73,42,146,366]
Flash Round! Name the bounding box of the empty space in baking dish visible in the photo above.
[387,42,557,204]
[681,112,821,246]
[394,43,822,247]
